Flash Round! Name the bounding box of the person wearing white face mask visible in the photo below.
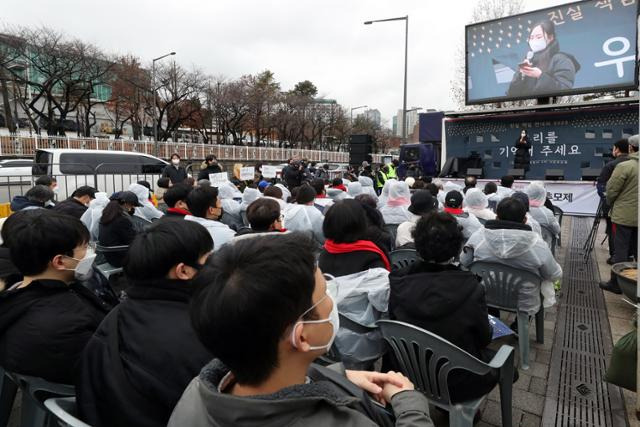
[169,233,433,427]
[514,129,532,174]
[162,153,188,185]
[0,210,112,384]
[507,20,580,98]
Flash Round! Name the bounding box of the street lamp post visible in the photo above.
[350,105,368,125]
[364,15,408,143]
[152,51,176,157]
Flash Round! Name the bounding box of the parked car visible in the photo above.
[32,149,168,199]
[0,158,34,184]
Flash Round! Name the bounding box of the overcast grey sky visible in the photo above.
[2,0,565,125]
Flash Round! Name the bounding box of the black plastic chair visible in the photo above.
[469,262,544,370]
[44,397,91,427]
[0,367,18,427]
[94,244,129,278]
[378,320,515,427]
[5,372,75,427]
[390,249,419,271]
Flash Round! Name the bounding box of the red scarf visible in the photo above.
[323,239,391,271]
[167,207,190,216]
[332,184,347,192]
[444,207,464,215]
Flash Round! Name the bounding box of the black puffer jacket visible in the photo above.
[0,279,111,384]
[77,279,212,427]
[52,197,88,219]
[319,248,387,277]
[162,164,188,185]
[389,262,496,403]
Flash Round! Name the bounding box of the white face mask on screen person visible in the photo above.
[529,37,547,53]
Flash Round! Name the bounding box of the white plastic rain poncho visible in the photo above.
[326,188,350,202]
[463,188,496,221]
[328,268,390,368]
[80,192,109,241]
[240,188,261,226]
[437,181,462,207]
[274,183,291,203]
[376,179,397,209]
[460,227,562,314]
[128,183,164,222]
[379,181,411,225]
[216,182,243,231]
[525,183,560,247]
[283,204,325,244]
[358,176,378,201]
[347,182,363,198]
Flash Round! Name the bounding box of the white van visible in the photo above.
[32,149,169,200]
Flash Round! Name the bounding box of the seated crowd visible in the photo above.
[0,159,566,426]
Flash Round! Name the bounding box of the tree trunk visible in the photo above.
[0,72,16,133]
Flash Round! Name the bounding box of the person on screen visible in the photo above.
[514,129,531,172]
[507,20,580,98]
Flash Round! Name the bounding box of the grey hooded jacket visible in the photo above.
[169,359,433,427]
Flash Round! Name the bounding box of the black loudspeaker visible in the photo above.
[349,134,373,165]
[581,168,602,181]
[466,168,483,177]
[545,169,565,180]
[507,168,525,179]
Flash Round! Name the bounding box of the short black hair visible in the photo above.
[323,199,368,243]
[296,185,316,204]
[187,186,218,218]
[500,175,515,188]
[246,198,280,231]
[614,139,629,154]
[331,178,342,187]
[484,182,498,195]
[71,186,96,199]
[205,154,217,162]
[496,197,527,223]
[311,179,325,196]
[2,209,42,248]
[263,186,283,200]
[190,233,317,385]
[35,176,57,186]
[171,153,181,160]
[25,185,54,204]
[9,211,89,276]
[164,184,193,208]
[157,177,171,189]
[413,211,463,263]
[425,183,439,197]
[124,219,213,280]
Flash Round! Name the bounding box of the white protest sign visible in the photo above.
[262,165,277,178]
[209,172,229,186]
[240,167,254,181]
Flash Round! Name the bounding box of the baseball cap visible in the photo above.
[110,190,142,207]
[445,190,463,208]
[628,134,639,151]
[258,180,271,190]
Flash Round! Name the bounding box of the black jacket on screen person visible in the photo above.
[0,279,111,384]
[77,279,212,427]
[389,262,497,403]
[52,197,88,219]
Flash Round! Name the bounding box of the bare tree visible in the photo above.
[106,55,150,139]
[154,61,206,141]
